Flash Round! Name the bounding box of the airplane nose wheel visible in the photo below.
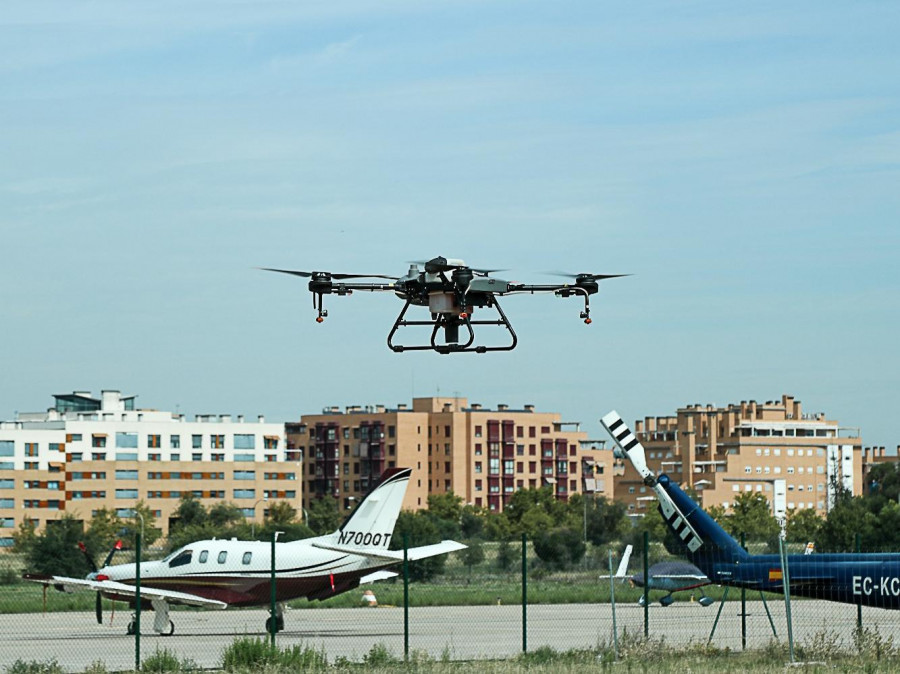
[265,616,285,633]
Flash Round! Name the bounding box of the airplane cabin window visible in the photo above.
[199,550,209,563]
[168,550,192,568]
[242,552,252,565]
[218,551,228,564]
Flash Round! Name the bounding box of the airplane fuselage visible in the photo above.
[98,537,393,607]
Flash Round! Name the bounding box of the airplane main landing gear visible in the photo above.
[151,598,176,636]
[265,603,286,633]
[265,616,285,633]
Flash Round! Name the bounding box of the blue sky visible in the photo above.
[2,1,899,447]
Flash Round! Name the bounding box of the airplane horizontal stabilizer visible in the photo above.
[312,539,466,562]
[360,570,398,584]
[407,540,467,561]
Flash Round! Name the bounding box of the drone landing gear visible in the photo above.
[387,299,518,354]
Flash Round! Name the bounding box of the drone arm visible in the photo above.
[506,285,593,324]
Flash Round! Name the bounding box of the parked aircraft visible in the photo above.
[601,410,900,610]
[604,544,713,606]
[25,467,465,635]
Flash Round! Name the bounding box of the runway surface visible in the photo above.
[1,601,897,671]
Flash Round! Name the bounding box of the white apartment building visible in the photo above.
[0,390,295,545]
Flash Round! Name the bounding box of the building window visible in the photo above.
[474,426,482,438]
[115,489,139,499]
[92,436,107,448]
[234,435,256,450]
[210,435,224,449]
[234,489,256,499]
[148,435,161,449]
[115,470,139,480]
[170,436,181,449]
[192,435,202,449]
[116,433,138,449]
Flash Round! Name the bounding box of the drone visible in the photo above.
[263,257,627,354]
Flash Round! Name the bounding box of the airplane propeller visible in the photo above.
[78,540,123,624]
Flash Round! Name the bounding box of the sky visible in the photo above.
[2,1,899,448]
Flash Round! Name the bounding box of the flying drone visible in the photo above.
[262,257,627,354]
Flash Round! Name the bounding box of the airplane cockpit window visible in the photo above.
[242,552,252,565]
[198,550,209,563]
[217,551,228,564]
[168,549,192,568]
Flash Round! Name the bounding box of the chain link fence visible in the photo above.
[2,533,899,672]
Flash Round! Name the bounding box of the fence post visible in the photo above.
[643,531,649,638]
[740,533,747,650]
[856,533,863,629]
[608,549,618,660]
[135,532,141,671]
[403,533,409,660]
[521,533,527,654]
[778,537,795,662]
[269,531,277,646]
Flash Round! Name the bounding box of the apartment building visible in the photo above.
[0,390,293,544]
[616,394,863,518]
[287,397,615,514]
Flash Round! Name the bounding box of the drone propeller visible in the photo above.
[259,267,398,280]
[544,271,631,281]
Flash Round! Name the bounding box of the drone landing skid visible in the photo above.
[387,299,518,354]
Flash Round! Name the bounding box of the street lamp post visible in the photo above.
[251,496,268,538]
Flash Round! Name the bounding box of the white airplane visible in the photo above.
[25,467,465,635]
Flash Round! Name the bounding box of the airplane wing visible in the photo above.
[652,573,709,582]
[24,574,227,609]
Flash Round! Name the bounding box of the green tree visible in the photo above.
[517,509,555,539]
[504,487,570,532]
[533,527,586,571]
[25,515,93,577]
[208,502,244,529]
[86,508,124,552]
[784,507,823,544]
[818,496,879,551]
[723,492,781,543]
[482,511,513,542]
[460,504,485,539]
[118,501,163,548]
[577,494,628,546]
[11,519,36,555]
[460,539,485,577]
[267,501,298,527]
[495,539,516,572]
[306,497,341,535]
[427,492,463,523]
[390,510,446,580]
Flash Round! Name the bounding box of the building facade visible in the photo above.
[287,397,615,515]
[0,391,293,545]
[617,394,863,518]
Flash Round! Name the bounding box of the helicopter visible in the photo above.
[262,256,627,354]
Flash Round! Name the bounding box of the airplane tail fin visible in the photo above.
[601,410,749,569]
[327,467,412,550]
[615,544,633,579]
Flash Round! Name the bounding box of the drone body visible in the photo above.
[263,257,627,354]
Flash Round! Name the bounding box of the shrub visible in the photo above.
[5,660,64,674]
[142,648,197,673]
